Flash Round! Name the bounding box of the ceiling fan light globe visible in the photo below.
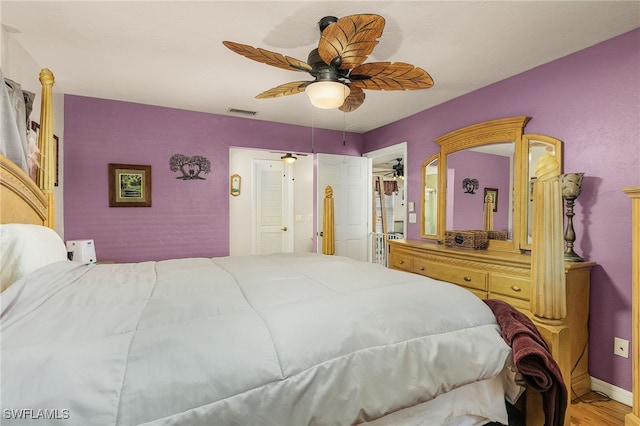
[281,153,297,164]
[305,81,350,109]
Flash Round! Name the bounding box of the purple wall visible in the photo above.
[64,97,363,263]
[364,29,640,391]
[448,150,511,231]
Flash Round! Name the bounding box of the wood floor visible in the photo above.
[570,392,631,426]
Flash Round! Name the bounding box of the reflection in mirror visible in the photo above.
[421,155,438,238]
[445,142,515,240]
[525,135,563,245]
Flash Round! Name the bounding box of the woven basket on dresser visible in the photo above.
[444,230,489,250]
[487,230,508,240]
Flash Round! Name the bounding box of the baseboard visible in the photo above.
[590,376,633,407]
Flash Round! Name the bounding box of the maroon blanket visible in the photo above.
[484,299,567,426]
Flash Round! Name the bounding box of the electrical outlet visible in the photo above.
[614,337,629,358]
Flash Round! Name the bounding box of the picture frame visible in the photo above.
[31,121,59,186]
[108,163,152,207]
[484,187,498,212]
[230,174,241,196]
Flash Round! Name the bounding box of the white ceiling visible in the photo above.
[2,1,639,133]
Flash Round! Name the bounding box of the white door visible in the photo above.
[317,154,371,261]
[254,159,293,254]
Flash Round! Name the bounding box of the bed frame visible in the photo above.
[1,69,55,229]
[1,69,572,425]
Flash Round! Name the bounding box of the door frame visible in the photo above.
[229,148,314,256]
[363,142,408,238]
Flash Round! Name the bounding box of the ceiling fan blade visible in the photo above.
[256,81,311,99]
[270,151,309,156]
[350,62,434,90]
[339,84,365,112]
[318,14,385,70]
[223,41,312,73]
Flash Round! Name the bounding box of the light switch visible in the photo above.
[408,201,415,212]
[409,213,417,223]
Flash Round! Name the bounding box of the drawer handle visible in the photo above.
[399,260,404,264]
[419,266,425,271]
[463,276,472,282]
[511,285,522,292]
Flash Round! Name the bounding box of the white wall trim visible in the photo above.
[590,376,633,406]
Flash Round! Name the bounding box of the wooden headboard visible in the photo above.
[0,69,55,228]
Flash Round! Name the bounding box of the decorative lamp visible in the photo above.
[281,153,297,164]
[305,81,350,109]
[561,172,585,262]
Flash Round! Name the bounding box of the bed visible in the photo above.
[1,69,571,425]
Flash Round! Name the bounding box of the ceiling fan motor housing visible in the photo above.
[318,16,338,32]
[307,49,344,82]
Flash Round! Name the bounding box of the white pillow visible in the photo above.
[0,223,68,292]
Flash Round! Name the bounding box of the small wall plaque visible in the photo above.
[230,174,241,196]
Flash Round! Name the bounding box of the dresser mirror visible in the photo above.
[421,116,563,252]
[420,154,439,237]
[444,142,515,240]
[522,134,563,250]
[416,117,515,251]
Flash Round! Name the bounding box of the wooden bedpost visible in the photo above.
[322,185,335,255]
[527,152,572,426]
[36,68,55,229]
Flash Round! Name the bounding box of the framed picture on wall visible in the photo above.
[108,163,152,207]
[30,121,59,186]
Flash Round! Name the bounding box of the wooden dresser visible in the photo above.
[388,238,595,398]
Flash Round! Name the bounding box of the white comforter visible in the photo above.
[1,254,511,425]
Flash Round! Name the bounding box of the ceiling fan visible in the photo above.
[388,158,404,178]
[270,151,308,164]
[375,158,404,179]
[223,14,434,112]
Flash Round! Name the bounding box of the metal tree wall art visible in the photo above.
[169,154,212,180]
[462,178,479,194]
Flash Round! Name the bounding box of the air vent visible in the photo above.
[228,108,258,117]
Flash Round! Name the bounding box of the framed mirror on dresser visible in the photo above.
[390,117,596,400]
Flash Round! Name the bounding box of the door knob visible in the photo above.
[281,226,288,231]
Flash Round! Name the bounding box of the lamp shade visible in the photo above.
[305,81,350,109]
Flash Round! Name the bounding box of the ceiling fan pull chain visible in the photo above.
[311,108,315,154]
[343,110,346,146]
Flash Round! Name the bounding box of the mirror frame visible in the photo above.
[433,116,531,252]
[420,153,440,239]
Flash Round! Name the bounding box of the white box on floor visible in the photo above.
[66,239,96,264]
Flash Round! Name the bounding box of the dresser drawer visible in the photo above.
[414,259,488,291]
[489,274,531,301]
[389,252,413,272]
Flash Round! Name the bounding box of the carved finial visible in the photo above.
[535,153,560,182]
[325,185,333,198]
[39,68,55,86]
